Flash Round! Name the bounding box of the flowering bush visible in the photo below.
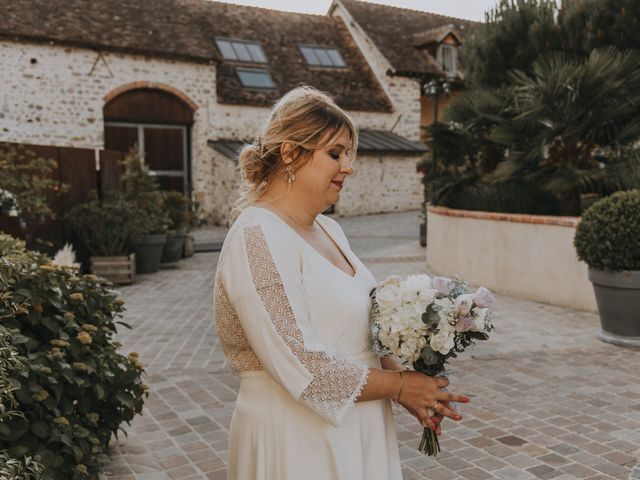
[0,234,148,479]
[0,324,45,480]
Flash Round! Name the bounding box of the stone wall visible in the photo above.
[334,153,423,216]
[1,39,423,225]
[329,2,422,142]
[0,39,221,215]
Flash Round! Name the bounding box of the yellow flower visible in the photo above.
[69,292,84,303]
[81,323,98,332]
[32,390,49,402]
[114,298,125,306]
[75,464,88,475]
[50,339,70,348]
[85,412,99,424]
[76,331,92,345]
[83,274,99,282]
[39,264,55,271]
[128,352,139,359]
[53,416,69,426]
[63,312,75,321]
[50,347,63,358]
[141,383,150,392]
[73,362,88,372]
[33,304,43,313]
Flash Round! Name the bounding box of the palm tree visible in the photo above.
[490,47,640,215]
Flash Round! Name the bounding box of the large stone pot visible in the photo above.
[134,233,167,274]
[589,268,640,347]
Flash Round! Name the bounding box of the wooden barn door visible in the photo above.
[104,88,193,195]
[104,123,188,193]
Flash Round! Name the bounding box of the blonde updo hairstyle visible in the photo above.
[228,85,358,226]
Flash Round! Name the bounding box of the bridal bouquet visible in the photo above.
[369,274,495,456]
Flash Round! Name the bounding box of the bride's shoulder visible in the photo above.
[225,207,296,246]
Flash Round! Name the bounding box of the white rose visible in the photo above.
[471,308,488,332]
[376,285,402,310]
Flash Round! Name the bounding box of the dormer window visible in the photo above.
[438,44,458,77]
[299,45,346,67]
[235,67,276,89]
[216,38,267,63]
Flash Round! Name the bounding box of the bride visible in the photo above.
[213,85,469,479]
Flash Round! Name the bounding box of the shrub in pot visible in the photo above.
[119,151,169,274]
[66,194,139,284]
[0,234,148,479]
[161,191,189,263]
[574,189,640,346]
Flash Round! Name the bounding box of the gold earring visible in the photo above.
[284,165,295,184]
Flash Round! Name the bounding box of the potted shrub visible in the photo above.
[574,189,640,346]
[66,194,139,284]
[119,151,169,274]
[161,191,189,264]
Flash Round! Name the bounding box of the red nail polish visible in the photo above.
[463,397,470,403]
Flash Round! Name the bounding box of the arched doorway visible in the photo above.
[104,87,194,195]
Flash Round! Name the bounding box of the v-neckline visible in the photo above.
[249,206,358,279]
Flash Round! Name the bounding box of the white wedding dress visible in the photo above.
[213,206,402,480]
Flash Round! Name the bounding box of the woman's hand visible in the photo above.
[397,371,469,428]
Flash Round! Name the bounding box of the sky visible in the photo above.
[213,0,502,21]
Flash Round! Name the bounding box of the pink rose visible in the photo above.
[455,314,473,332]
[473,287,495,308]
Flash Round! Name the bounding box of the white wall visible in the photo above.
[426,206,597,312]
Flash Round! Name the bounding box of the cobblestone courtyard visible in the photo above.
[105,210,640,480]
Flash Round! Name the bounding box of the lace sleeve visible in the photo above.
[221,222,369,426]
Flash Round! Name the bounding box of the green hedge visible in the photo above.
[0,234,148,479]
[574,189,640,270]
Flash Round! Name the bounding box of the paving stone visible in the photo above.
[101,210,640,480]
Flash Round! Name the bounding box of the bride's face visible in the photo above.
[293,127,354,210]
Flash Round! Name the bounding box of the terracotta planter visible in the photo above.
[589,268,640,347]
[90,253,136,285]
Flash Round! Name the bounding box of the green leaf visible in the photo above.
[94,384,105,400]
[31,420,50,438]
[115,392,135,409]
[41,316,60,334]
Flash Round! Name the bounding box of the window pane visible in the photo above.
[246,43,267,63]
[442,46,456,74]
[300,47,320,65]
[326,49,346,67]
[237,68,275,88]
[216,39,236,60]
[232,42,252,62]
[315,48,332,66]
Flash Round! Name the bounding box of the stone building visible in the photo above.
[0,0,473,225]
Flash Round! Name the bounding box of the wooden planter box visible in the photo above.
[90,253,136,285]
